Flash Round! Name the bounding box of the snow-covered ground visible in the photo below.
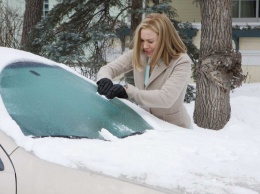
[0,47,260,194]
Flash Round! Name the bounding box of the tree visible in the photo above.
[124,0,143,85]
[176,21,199,103]
[24,0,128,79]
[24,0,178,80]
[193,0,244,130]
[21,0,44,49]
[130,0,142,38]
[0,2,23,48]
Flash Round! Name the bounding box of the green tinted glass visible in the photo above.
[0,62,152,140]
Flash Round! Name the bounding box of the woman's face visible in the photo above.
[140,28,158,57]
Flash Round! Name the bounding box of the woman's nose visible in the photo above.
[143,42,149,49]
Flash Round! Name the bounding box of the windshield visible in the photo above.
[0,62,152,140]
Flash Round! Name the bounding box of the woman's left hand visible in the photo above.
[105,84,128,99]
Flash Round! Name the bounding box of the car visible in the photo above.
[0,47,168,194]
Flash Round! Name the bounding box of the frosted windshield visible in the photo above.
[0,62,152,140]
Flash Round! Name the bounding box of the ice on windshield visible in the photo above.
[0,62,152,140]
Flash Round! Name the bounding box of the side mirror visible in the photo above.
[0,158,4,171]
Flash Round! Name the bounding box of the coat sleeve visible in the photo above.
[96,50,134,81]
[126,54,191,108]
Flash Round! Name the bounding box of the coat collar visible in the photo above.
[148,59,168,86]
[140,53,170,88]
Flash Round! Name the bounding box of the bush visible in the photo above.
[184,84,196,103]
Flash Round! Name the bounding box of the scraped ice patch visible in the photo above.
[112,123,134,133]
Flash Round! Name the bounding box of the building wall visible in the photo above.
[240,38,260,50]
[172,0,201,22]
[240,39,260,83]
[242,65,260,83]
[240,50,260,82]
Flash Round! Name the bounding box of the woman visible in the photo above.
[96,13,192,129]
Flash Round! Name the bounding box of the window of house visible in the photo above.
[232,0,260,22]
[42,0,49,17]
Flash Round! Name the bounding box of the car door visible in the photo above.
[0,145,16,194]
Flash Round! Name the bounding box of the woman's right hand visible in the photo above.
[97,78,113,95]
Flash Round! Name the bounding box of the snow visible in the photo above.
[1,47,260,194]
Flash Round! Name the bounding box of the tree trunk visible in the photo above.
[125,0,143,85]
[130,0,143,39]
[21,0,43,46]
[193,0,244,130]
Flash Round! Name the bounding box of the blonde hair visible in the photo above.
[132,13,187,69]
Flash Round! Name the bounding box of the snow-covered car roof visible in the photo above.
[0,47,57,71]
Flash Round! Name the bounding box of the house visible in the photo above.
[172,0,260,83]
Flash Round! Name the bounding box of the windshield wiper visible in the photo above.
[32,131,145,140]
[32,135,92,139]
[121,132,144,138]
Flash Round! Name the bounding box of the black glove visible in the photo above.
[97,78,113,95]
[105,84,128,99]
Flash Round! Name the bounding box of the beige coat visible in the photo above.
[97,50,191,128]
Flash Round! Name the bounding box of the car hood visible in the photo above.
[0,130,18,155]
